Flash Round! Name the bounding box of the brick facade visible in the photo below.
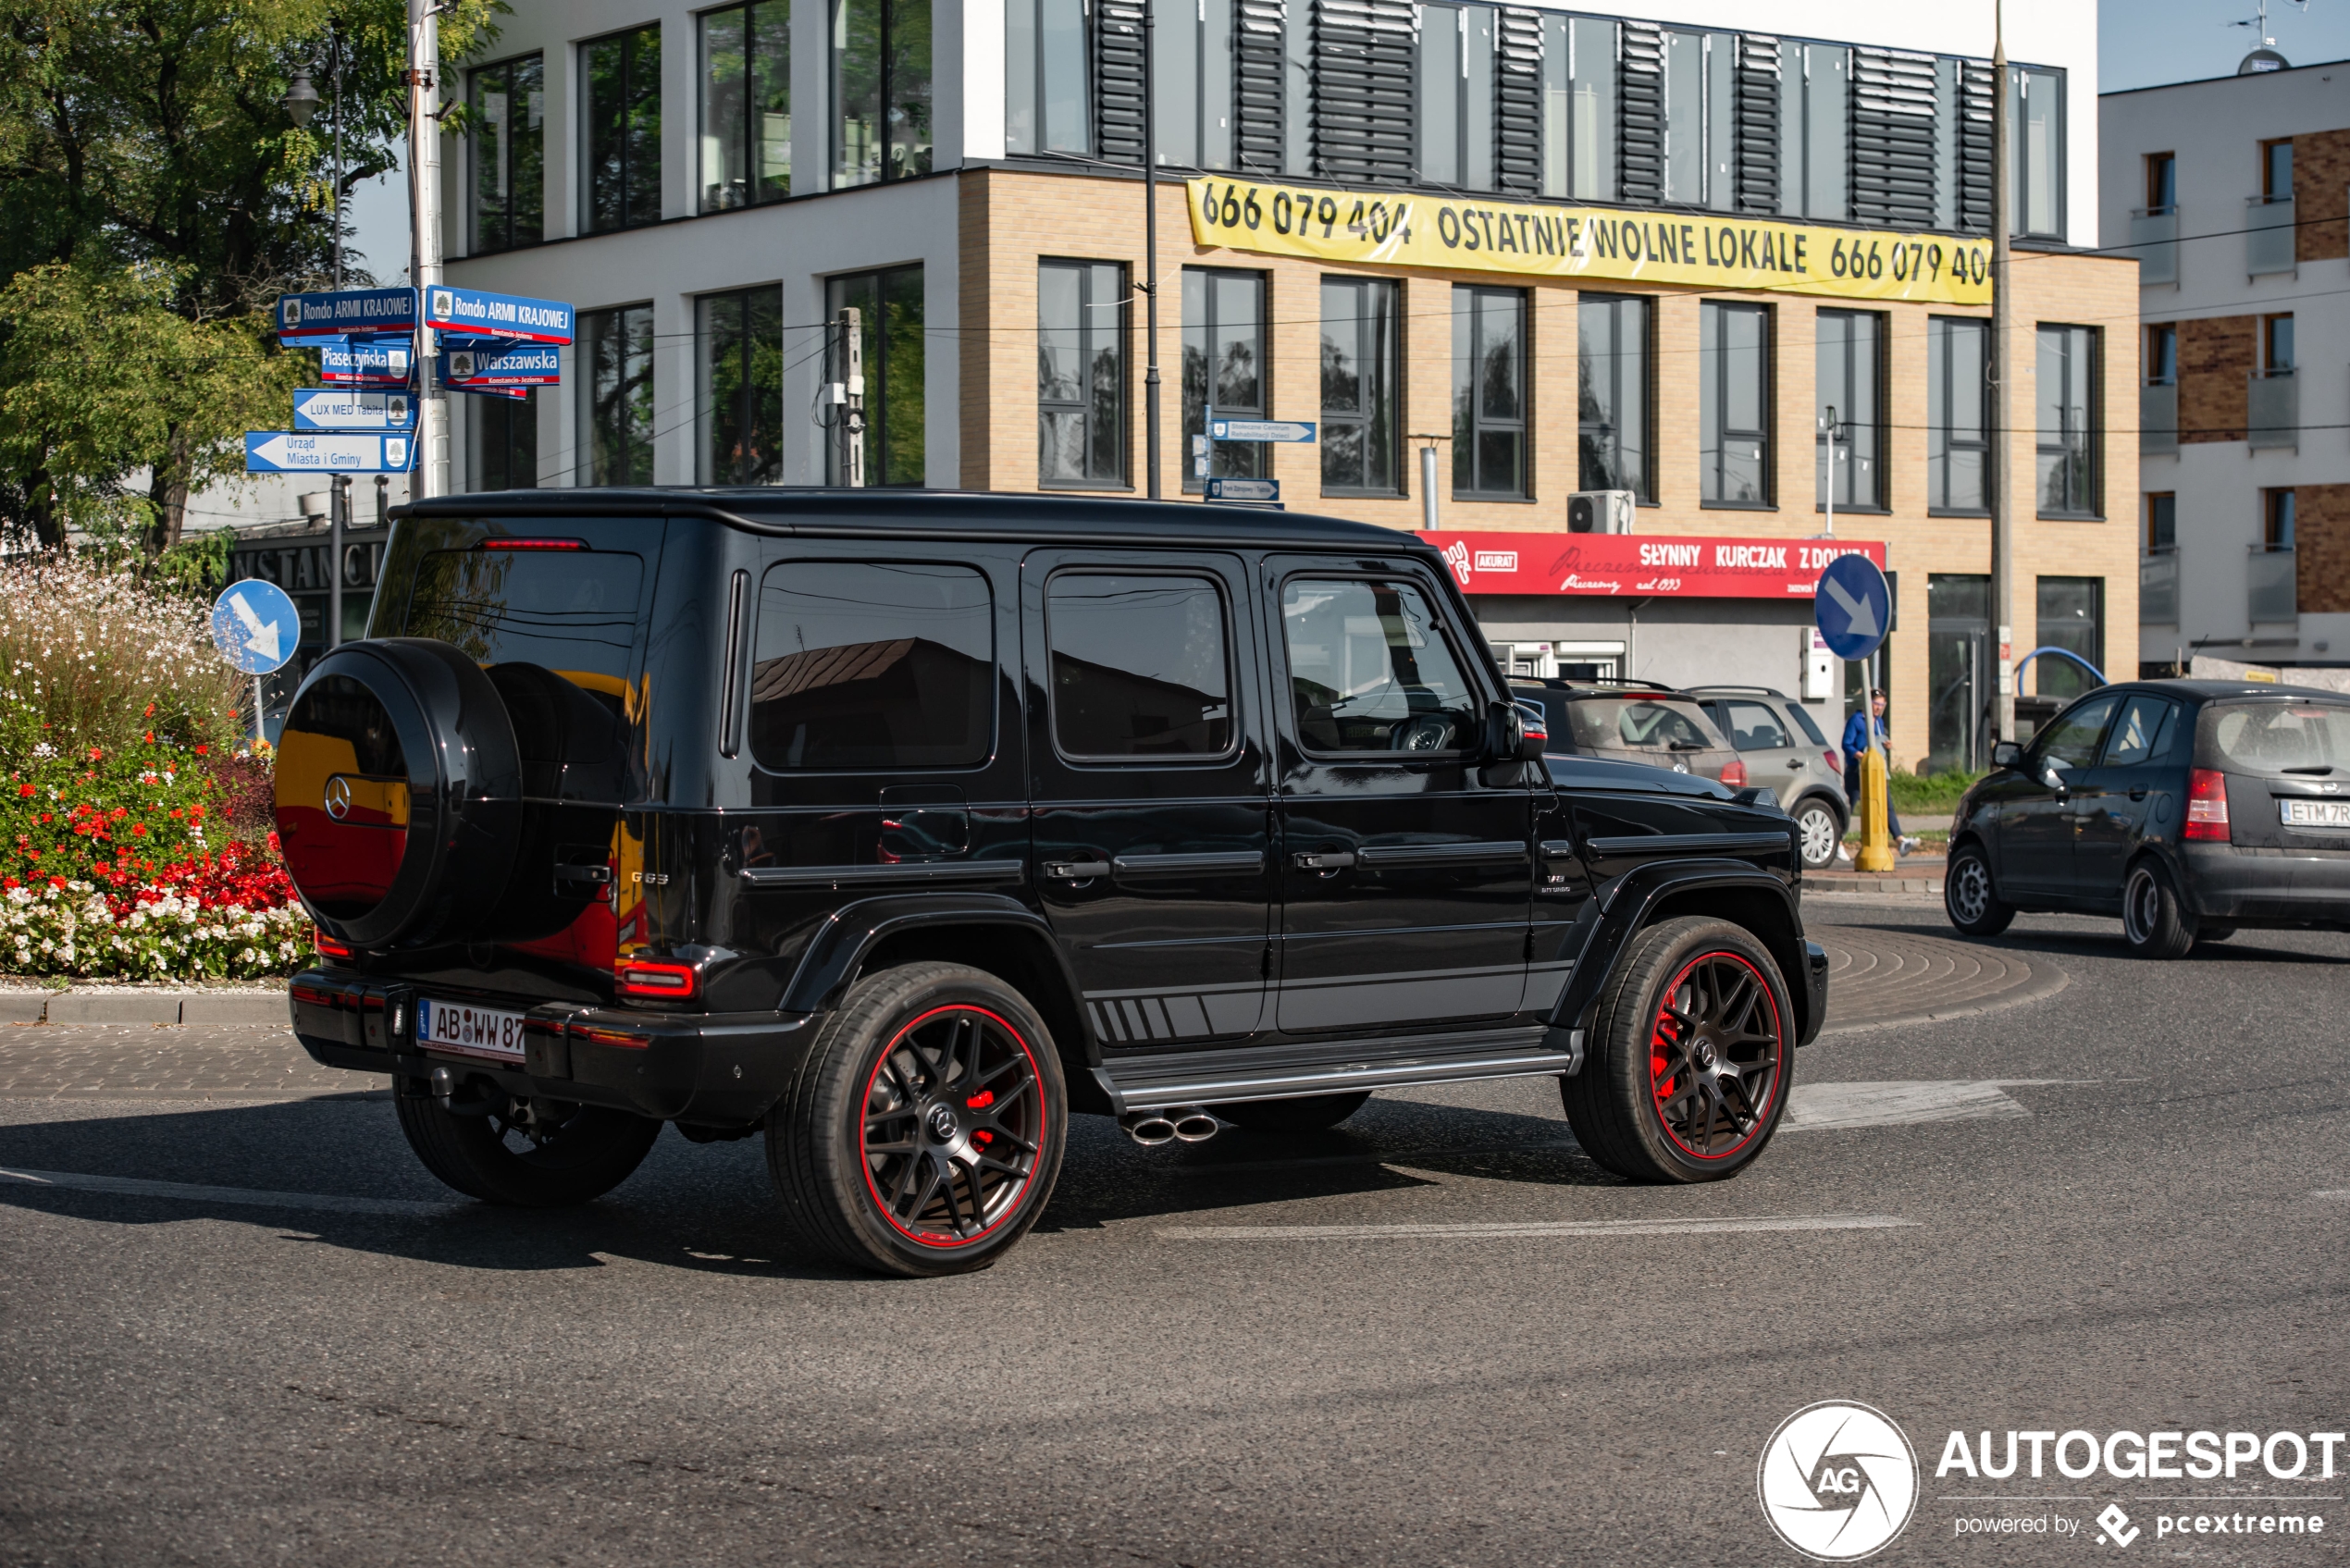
[2294,127,2350,264]
[2297,484,2350,614]
[2177,314,2254,444]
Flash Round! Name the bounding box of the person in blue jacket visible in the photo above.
[1842,689,1920,855]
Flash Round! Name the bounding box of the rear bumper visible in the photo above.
[287,970,814,1124]
[1797,940,1829,1045]
[2178,845,2350,925]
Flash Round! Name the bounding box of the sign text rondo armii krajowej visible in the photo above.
[1186,177,1993,305]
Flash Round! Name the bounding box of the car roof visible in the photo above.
[1510,677,1688,697]
[1685,685,1793,699]
[395,487,1434,554]
[2072,679,2350,704]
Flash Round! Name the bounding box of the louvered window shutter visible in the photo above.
[1616,20,1664,205]
[1312,0,1419,185]
[1849,47,1937,228]
[1732,34,1780,215]
[1493,8,1542,195]
[1236,0,1288,172]
[1095,0,1147,164]
[1955,59,1994,235]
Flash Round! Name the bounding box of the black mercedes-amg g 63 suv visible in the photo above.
[278,492,1826,1276]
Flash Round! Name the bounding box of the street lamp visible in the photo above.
[281,67,319,128]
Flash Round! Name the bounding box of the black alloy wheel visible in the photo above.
[1643,952,1785,1159]
[858,1006,1046,1245]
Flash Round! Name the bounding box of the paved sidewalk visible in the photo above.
[0,1023,370,1100]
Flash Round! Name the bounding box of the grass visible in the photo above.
[1889,768,1987,816]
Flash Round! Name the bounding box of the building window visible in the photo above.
[2145,151,2175,212]
[584,25,662,233]
[1778,43,1849,222]
[1699,301,1769,505]
[700,2,790,212]
[473,390,538,491]
[2146,492,2175,553]
[2035,324,2098,517]
[2263,137,2293,199]
[1152,0,1236,172]
[1453,284,1526,498]
[580,304,655,486]
[1540,16,1616,201]
[699,286,783,485]
[2266,488,2296,551]
[834,0,932,188]
[2035,576,2103,700]
[1927,315,1989,513]
[1420,5,1495,191]
[1006,0,1090,155]
[2010,66,2064,239]
[1182,267,1267,491]
[1816,309,1883,511]
[1664,30,1734,210]
[1320,277,1401,495]
[2146,324,2176,385]
[469,55,544,253]
[826,265,926,486]
[1038,259,1127,488]
[2261,312,2294,375]
[1577,293,1650,500]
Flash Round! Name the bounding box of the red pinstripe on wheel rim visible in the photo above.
[858,1004,1046,1248]
[1647,950,1785,1160]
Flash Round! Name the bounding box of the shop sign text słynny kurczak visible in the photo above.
[1185,177,1993,305]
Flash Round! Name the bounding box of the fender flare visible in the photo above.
[778,892,1091,1049]
[1541,860,1824,1057]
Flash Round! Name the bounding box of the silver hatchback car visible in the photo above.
[1688,685,1849,871]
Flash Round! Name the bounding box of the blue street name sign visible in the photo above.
[315,334,415,387]
[277,288,417,338]
[1813,553,1892,661]
[424,285,575,344]
[244,431,415,473]
[1206,477,1280,502]
[443,340,562,386]
[1210,418,1315,443]
[292,389,415,431]
[210,579,302,675]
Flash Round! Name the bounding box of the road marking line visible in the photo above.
[1157,1214,1916,1241]
[0,1166,449,1217]
[2316,1190,2350,1201]
[1784,1080,2029,1131]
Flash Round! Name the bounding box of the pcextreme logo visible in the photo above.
[1759,1401,1921,1562]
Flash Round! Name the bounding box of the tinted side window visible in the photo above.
[1282,579,1479,754]
[1047,573,1231,759]
[1568,697,1715,751]
[1722,698,1791,751]
[1785,701,1830,747]
[2100,696,2178,767]
[2033,693,2119,774]
[404,547,644,679]
[748,562,993,770]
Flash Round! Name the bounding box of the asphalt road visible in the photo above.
[2,903,2346,1567]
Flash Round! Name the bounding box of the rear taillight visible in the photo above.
[1721,759,1749,788]
[2184,768,2232,841]
[616,959,698,999]
[1824,749,1840,773]
[314,930,353,960]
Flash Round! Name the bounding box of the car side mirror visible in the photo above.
[1992,740,2024,770]
[1490,699,1546,760]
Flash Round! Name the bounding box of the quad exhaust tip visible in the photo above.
[1119,1105,1221,1146]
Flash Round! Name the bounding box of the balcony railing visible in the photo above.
[2248,546,2297,624]
[2141,380,2178,455]
[2247,194,2295,277]
[2141,550,2179,624]
[2248,368,2297,451]
[2131,206,2179,286]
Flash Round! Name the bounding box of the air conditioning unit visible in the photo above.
[1567,489,1636,534]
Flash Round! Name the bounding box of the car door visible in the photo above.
[2072,693,2182,904]
[1267,561,1532,1034]
[1025,550,1274,1049]
[1708,696,1806,790]
[1998,692,2121,899]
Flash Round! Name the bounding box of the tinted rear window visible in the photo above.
[749,562,994,771]
[1566,696,1719,751]
[2204,700,2350,774]
[402,547,643,681]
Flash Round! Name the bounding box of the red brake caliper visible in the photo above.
[968,1088,994,1149]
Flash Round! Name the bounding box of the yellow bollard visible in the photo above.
[1853,747,1895,871]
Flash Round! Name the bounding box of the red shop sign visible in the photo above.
[1417,531,1888,599]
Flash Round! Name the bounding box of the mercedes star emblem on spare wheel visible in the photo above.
[323,775,353,821]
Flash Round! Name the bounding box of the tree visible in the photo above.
[0,0,500,551]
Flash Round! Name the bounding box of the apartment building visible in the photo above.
[2104,56,2350,674]
[438,0,2124,771]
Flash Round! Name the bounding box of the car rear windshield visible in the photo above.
[402,546,644,683]
[2203,699,2350,774]
[1566,696,1719,751]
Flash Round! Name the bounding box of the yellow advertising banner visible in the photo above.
[1183,177,1993,306]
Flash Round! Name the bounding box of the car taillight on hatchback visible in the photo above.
[2184,768,2232,842]
[1720,759,1748,788]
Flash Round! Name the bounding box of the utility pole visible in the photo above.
[1142,0,1162,500]
[1988,0,2016,752]
[827,308,867,487]
[408,0,450,499]
[329,29,345,647]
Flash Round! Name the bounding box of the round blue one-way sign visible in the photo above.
[210,579,302,675]
[1813,554,1891,662]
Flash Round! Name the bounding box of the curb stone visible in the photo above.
[0,990,288,1027]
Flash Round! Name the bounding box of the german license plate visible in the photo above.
[415,997,531,1061]
[2280,798,2350,829]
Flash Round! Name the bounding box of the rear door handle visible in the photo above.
[1292,850,1357,871]
[2128,786,2148,801]
[1042,859,1112,881]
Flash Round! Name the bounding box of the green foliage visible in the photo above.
[150,525,239,595]
[1890,768,1987,816]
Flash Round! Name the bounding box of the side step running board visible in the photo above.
[1094,1026,1582,1115]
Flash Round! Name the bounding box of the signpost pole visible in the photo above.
[1988,0,2015,754]
[328,475,346,648]
[1142,0,1161,501]
[253,675,266,747]
[407,0,449,500]
[1857,648,1892,871]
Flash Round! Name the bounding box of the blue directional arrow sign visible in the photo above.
[244,431,415,473]
[315,334,415,387]
[1206,477,1280,501]
[1210,418,1315,443]
[292,389,415,432]
[443,340,561,386]
[210,580,302,675]
[423,285,575,344]
[1813,553,1892,661]
[277,287,417,338]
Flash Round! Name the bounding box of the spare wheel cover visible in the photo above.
[275,638,524,948]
